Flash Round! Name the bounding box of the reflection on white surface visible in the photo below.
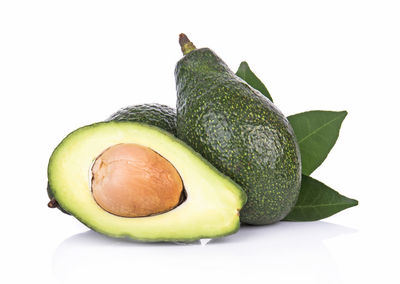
[52,221,356,284]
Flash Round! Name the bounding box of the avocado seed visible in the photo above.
[91,143,183,217]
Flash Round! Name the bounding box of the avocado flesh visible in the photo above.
[47,103,176,213]
[175,47,301,225]
[48,121,246,242]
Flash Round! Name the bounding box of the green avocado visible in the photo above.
[107,103,177,136]
[175,34,302,225]
[48,121,246,242]
[47,104,177,213]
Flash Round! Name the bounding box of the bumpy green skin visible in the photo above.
[107,103,177,135]
[175,48,302,225]
[48,103,176,214]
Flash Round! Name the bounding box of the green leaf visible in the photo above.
[288,110,347,175]
[284,175,358,221]
[236,61,273,102]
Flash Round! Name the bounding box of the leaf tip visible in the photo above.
[238,61,249,71]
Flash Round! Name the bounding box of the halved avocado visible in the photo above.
[48,121,246,242]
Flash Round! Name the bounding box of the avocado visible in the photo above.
[48,121,246,241]
[175,34,301,225]
[47,104,177,213]
[107,103,177,135]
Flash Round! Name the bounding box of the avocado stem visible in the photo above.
[179,33,196,55]
[48,198,58,208]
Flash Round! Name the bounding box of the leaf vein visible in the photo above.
[297,115,343,144]
[293,202,355,208]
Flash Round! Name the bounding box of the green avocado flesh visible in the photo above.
[175,47,302,225]
[48,122,246,242]
[47,104,177,214]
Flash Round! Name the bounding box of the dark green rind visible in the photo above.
[47,104,177,214]
[175,48,302,225]
[66,209,242,243]
[81,218,241,243]
[107,103,177,136]
[284,175,358,221]
[48,121,247,242]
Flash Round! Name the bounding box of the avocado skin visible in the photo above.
[48,103,176,214]
[107,103,177,136]
[47,183,70,215]
[175,48,302,225]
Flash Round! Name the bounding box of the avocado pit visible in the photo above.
[91,143,183,217]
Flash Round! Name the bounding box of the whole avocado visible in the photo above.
[107,103,177,136]
[47,103,177,213]
[175,34,302,225]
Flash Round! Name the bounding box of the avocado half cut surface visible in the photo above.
[48,121,246,242]
[47,103,177,213]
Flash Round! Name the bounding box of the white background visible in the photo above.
[1,1,399,283]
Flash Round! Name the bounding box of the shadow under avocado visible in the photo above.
[52,221,356,283]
